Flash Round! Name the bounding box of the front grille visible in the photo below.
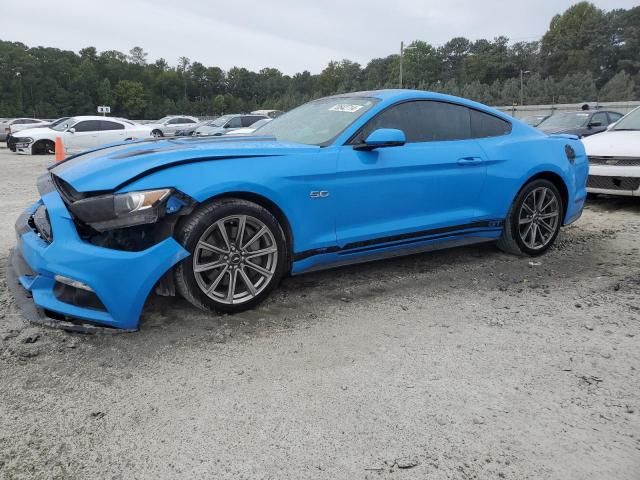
[589,156,640,167]
[30,205,53,242]
[587,175,640,191]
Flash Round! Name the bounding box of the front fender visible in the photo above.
[120,152,338,255]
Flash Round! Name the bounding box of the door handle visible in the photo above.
[457,156,484,165]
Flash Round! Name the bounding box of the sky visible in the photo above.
[3,0,638,75]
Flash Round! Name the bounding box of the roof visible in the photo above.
[67,115,129,121]
[326,89,513,121]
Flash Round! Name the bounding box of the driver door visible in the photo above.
[335,100,487,248]
[65,120,103,152]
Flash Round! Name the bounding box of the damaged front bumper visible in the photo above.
[7,184,189,332]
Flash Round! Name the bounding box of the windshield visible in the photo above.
[538,113,589,130]
[52,117,77,131]
[50,117,70,128]
[256,96,379,145]
[611,107,640,131]
[209,115,233,127]
[155,116,172,124]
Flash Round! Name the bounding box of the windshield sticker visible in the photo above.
[329,104,365,113]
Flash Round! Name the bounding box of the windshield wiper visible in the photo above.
[612,128,640,131]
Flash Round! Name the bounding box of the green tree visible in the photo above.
[599,71,635,101]
[114,80,146,117]
[129,46,148,65]
[541,2,610,82]
[97,78,113,105]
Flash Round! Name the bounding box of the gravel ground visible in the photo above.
[0,146,638,480]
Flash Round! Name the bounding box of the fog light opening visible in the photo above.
[54,275,94,292]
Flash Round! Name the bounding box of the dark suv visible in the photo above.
[536,110,623,138]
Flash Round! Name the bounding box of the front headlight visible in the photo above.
[16,137,34,144]
[68,188,172,231]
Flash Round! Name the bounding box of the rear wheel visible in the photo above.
[151,129,163,138]
[497,179,563,256]
[174,199,288,313]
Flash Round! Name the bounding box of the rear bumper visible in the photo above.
[10,188,189,330]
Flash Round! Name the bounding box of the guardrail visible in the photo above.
[496,101,640,119]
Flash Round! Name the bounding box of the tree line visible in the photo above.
[0,2,638,120]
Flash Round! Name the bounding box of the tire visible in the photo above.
[497,179,563,256]
[174,198,288,313]
[151,129,163,138]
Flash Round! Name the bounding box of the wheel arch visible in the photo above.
[197,191,295,262]
[520,171,569,220]
[32,138,55,154]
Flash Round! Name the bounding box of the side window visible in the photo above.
[354,100,471,144]
[167,118,181,125]
[24,119,39,124]
[180,118,196,124]
[607,112,623,123]
[73,120,101,132]
[241,116,262,127]
[470,109,512,138]
[226,117,243,128]
[12,119,26,125]
[100,120,124,131]
[590,112,608,126]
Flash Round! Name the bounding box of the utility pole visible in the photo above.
[520,69,531,107]
[399,41,404,88]
[399,42,416,89]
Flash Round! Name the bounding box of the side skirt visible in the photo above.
[291,232,499,276]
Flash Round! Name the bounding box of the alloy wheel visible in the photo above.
[192,215,278,305]
[517,187,560,250]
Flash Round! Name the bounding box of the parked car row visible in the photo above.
[8,117,155,155]
[0,118,51,141]
[2,112,276,155]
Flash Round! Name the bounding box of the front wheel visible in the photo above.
[497,179,563,256]
[174,199,288,313]
[151,129,163,138]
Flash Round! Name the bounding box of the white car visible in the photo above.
[224,118,272,136]
[583,106,640,197]
[12,116,153,155]
[1,118,49,141]
[145,116,199,137]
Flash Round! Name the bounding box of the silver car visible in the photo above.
[145,116,199,137]
[194,114,268,136]
[1,118,49,141]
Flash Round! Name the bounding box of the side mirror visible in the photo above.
[67,127,76,134]
[354,128,406,151]
[588,122,602,128]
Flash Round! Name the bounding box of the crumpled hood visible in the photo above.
[50,135,319,192]
[582,130,640,157]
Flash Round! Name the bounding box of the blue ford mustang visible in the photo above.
[9,90,588,331]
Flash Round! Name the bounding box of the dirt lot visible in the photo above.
[0,145,638,480]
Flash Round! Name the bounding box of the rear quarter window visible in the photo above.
[470,109,511,138]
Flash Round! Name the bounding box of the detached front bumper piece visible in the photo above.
[9,185,189,331]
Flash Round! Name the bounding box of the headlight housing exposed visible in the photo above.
[68,188,172,231]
